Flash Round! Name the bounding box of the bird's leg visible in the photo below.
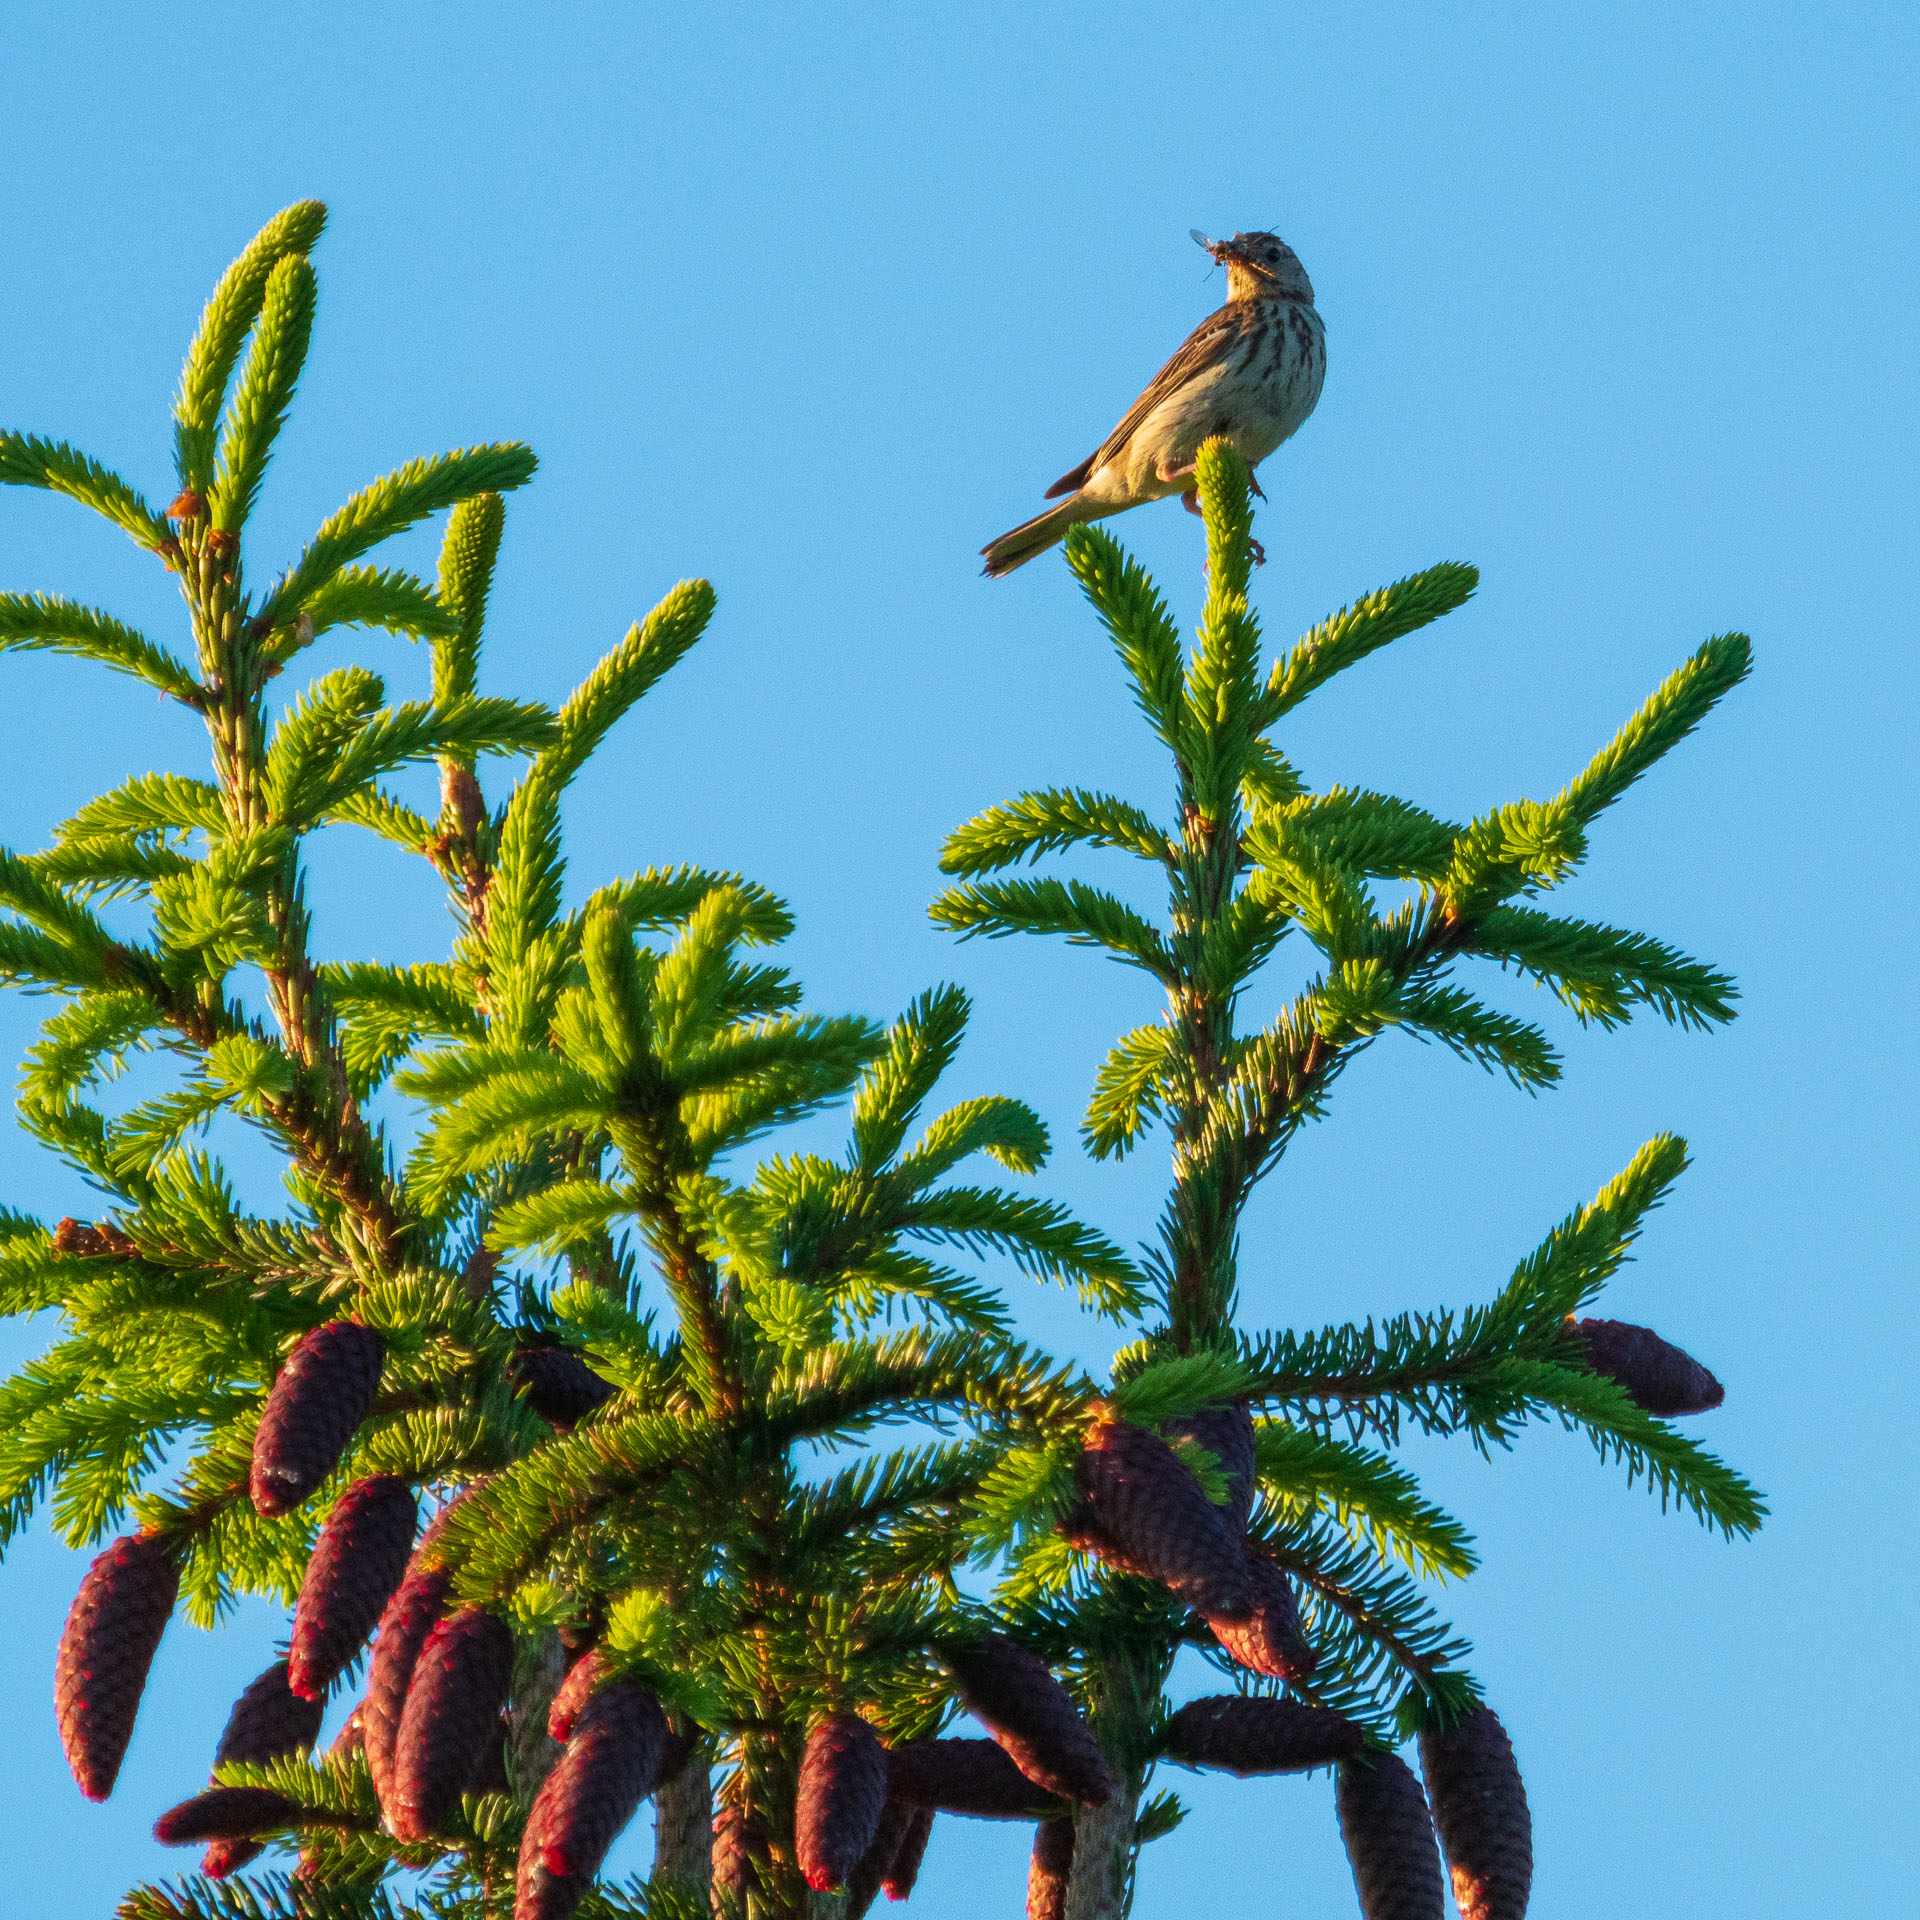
[1181,489,1203,516]
[1184,489,1266,565]
[1159,461,1198,488]
[1248,472,1267,500]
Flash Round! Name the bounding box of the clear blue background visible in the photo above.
[1,3,1913,1913]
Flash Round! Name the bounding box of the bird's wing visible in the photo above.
[1053,304,1240,491]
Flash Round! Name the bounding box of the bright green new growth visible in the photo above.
[932,437,1760,1912]
[0,207,1158,1920]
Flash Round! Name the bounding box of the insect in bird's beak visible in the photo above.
[1190,228,1219,253]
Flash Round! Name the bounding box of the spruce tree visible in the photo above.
[0,208,1139,1920]
[930,444,1762,1919]
[0,204,1765,1920]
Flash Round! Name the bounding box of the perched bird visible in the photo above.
[982,229,1325,577]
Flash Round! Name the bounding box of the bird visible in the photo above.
[981,229,1326,577]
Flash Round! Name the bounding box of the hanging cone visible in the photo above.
[885,1739,1063,1819]
[1055,1500,1155,1579]
[1336,1753,1446,1920]
[846,1801,916,1919]
[884,1806,934,1900]
[545,1646,608,1742]
[712,1801,772,1902]
[942,1634,1114,1807]
[250,1321,384,1516]
[1567,1318,1723,1416]
[54,1530,179,1801]
[201,1837,263,1879]
[289,1475,418,1701]
[329,1701,368,1762]
[363,1493,472,1808]
[213,1659,326,1767]
[1163,1400,1257,1533]
[155,1787,311,1845]
[191,1659,324,1880]
[508,1346,616,1428]
[1073,1418,1251,1616]
[1206,1545,1316,1679]
[1162,1695,1362,1775]
[1028,1816,1074,1920]
[389,1609,515,1840]
[1417,1706,1532,1920]
[796,1713,890,1892]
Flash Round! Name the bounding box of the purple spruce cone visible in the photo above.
[250,1321,384,1516]
[54,1531,179,1801]
[289,1474,418,1700]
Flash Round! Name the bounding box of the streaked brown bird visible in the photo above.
[981,229,1326,577]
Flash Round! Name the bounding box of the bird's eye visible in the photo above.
[1264,246,1280,263]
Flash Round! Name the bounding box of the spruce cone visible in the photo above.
[1418,1706,1532,1920]
[1206,1545,1316,1679]
[363,1498,470,1807]
[712,1801,771,1902]
[201,1838,263,1879]
[943,1634,1114,1807]
[214,1659,326,1767]
[389,1609,515,1840]
[509,1346,616,1428]
[797,1713,890,1892]
[1028,1816,1074,1920]
[329,1701,368,1762]
[155,1787,308,1845]
[289,1475,418,1701]
[250,1320,384,1516]
[54,1530,179,1800]
[193,1660,323,1880]
[885,1739,1062,1819]
[1163,1695,1362,1775]
[1164,1400,1257,1532]
[546,1646,608,1742]
[1336,1753,1447,1920]
[1568,1317,1724,1416]
[846,1801,917,1919]
[1055,1500,1155,1579]
[1073,1418,1251,1615]
[884,1805,934,1900]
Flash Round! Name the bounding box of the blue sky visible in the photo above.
[1,3,1914,1913]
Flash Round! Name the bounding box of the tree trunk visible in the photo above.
[508,1627,566,1802]
[653,1750,714,1890]
[1064,1790,1137,1920]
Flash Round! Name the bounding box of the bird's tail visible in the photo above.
[980,496,1098,578]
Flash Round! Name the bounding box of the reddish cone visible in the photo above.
[1163,1400,1257,1532]
[546,1646,608,1742]
[289,1475,418,1700]
[250,1321,384,1516]
[1028,1816,1074,1920]
[1568,1318,1724,1417]
[712,1802,771,1902]
[389,1609,515,1840]
[364,1494,471,1809]
[1206,1545,1316,1679]
[884,1806,934,1900]
[797,1713,890,1892]
[885,1739,1063,1819]
[846,1801,916,1919]
[1336,1753,1446,1920]
[155,1787,308,1845]
[1073,1418,1251,1615]
[1163,1695,1362,1775]
[190,1659,323,1878]
[329,1701,368,1762]
[214,1659,327,1766]
[508,1346,615,1428]
[54,1531,179,1800]
[943,1634,1113,1807]
[201,1838,263,1879]
[1418,1707,1532,1920]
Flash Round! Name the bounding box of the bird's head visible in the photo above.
[1192,229,1315,303]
